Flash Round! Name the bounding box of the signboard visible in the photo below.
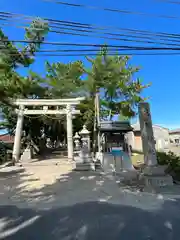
[99,121,132,132]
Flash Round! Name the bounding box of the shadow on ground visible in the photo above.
[1,164,180,207]
[0,169,116,206]
[1,162,180,239]
[0,200,180,239]
[34,150,68,161]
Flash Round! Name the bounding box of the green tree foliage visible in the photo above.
[82,47,150,129]
[0,18,49,102]
[0,18,49,155]
[45,61,84,98]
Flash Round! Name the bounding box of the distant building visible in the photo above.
[169,129,180,145]
[0,133,14,144]
[126,123,169,151]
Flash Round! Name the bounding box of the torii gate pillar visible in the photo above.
[12,106,24,163]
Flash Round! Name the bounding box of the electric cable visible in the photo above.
[42,0,180,20]
[2,11,180,40]
[1,19,180,48]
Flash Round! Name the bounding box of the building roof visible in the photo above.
[99,121,133,132]
[0,134,14,143]
[132,122,169,132]
[153,124,169,131]
[169,129,180,134]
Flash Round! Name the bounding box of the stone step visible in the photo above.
[75,162,95,171]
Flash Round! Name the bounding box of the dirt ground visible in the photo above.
[18,158,76,192]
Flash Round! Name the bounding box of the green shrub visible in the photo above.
[0,141,13,165]
[0,141,7,164]
[132,150,180,180]
[157,151,180,167]
[157,151,180,180]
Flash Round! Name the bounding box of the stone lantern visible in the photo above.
[75,125,95,171]
[79,125,91,152]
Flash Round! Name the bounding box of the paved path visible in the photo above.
[0,161,180,239]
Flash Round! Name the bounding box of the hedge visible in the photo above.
[132,149,180,181]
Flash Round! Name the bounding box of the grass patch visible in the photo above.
[131,154,144,167]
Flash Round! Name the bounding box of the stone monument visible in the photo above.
[138,102,173,187]
[75,125,95,171]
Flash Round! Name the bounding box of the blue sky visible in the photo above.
[1,0,180,130]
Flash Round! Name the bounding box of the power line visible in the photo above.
[49,22,180,46]
[2,15,180,48]
[2,11,180,40]
[0,39,150,49]
[49,29,180,47]
[50,22,180,40]
[4,38,180,51]
[3,11,180,53]
[2,51,180,57]
[0,48,136,52]
[155,0,180,4]
[2,20,180,51]
[42,0,180,20]
[10,52,180,56]
[0,48,149,52]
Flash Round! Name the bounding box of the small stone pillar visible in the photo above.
[139,102,173,188]
[75,125,95,171]
[20,146,32,162]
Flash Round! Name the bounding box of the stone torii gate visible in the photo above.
[12,97,85,162]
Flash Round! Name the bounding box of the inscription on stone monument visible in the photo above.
[138,102,157,166]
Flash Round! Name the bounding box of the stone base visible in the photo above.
[75,162,95,171]
[115,170,139,184]
[143,165,167,176]
[143,175,173,187]
[142,165,173,188]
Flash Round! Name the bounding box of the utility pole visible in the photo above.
[93,94,97,157]
[96,92,101,153]
[93,92,100,156]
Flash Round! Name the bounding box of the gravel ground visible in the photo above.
[0,160,180,239]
